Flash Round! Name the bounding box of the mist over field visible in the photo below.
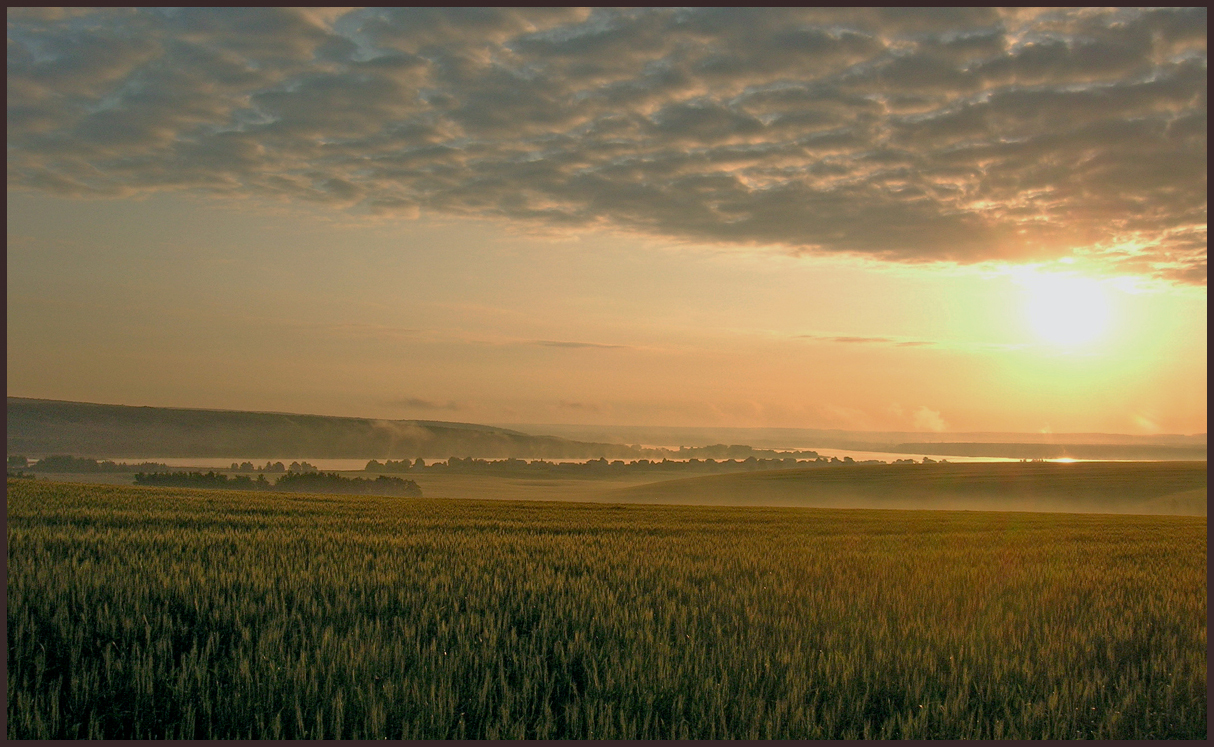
[606,462,1208,516]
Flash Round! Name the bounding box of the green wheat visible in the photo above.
[6,479,1206,739]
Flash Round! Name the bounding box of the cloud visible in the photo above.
[798,334,935,347]
[913,406,947,432]
[557,400,600,413]
[829,336,897,345]
[318,323,422,340]
[386,397,463,411]
[532,340,628,349]
[1132,414,1159,433]
[6,7,1206,282]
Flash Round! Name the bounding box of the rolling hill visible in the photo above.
[5,398,648,460]
[510,424,1206,460]
[605,461,1208,515]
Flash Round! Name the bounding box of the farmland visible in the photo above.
[606,461,1209,515]
[6,477,1207,739]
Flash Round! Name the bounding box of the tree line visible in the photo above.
[227,461,318,473]
[365,454,888,477]
[20,455,172,473]
[134,470,421,497]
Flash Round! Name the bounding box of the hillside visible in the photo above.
[507,423,1207,450]
[605,461,1208,515]
[5,398,648,460]
[507,424,1206,460]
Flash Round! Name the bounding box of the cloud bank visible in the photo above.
[386,397,463,412]
[533,340,628,350]
[798,333,936,347]
[7,7,1207,281]
[913,406,948,433]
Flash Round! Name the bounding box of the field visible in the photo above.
[21,460,1208,516]
[7,477,1207,739]
[607,461,1209,515]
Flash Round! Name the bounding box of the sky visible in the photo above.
[6,7,1208,435]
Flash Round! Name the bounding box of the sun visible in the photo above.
[1019,271,1112,348]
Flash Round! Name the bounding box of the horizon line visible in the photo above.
[8,395,1205,441]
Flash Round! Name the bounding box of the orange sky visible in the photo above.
[6,8,1207,435]
[7,192,1206,434]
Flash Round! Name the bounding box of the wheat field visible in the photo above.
[6,478,1206,739]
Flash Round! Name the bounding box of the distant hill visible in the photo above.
[5,398,652,460]
[504,424,1206,460]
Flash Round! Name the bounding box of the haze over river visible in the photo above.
[86,452,1039,471]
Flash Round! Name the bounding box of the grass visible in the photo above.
[6,478,1207,739]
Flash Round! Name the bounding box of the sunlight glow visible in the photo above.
[1019,271,1113,349]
